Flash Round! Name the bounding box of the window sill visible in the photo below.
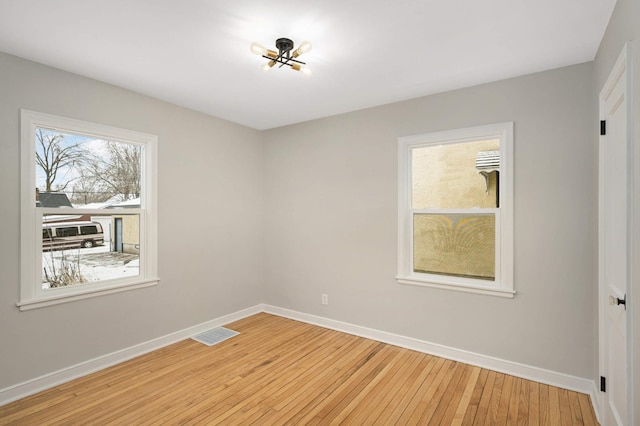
[17,278,160,311]
[396,276,515,298]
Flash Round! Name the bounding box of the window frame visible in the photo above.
[397,122,514,298]
[19,110,159,311]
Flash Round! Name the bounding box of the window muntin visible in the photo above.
[20,110,158,310]
[397,123,514,297]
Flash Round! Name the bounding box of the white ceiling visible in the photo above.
[0,0,616,130]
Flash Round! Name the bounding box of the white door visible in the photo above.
[599,44,631,426]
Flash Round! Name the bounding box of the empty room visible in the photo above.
[0,0,638,424]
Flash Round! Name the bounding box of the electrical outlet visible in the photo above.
[322,294,328,305]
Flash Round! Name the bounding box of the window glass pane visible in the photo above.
[42,213,140,289]
[35,128,142,207]
[413,213,495,280]
[80,225,98,235]
[58,227,78,237]
[412,139,500,209]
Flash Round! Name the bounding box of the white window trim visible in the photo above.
[397,122,514,298]
[19,110,159,311]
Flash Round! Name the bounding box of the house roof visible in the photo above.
[105,198,141,209]
[0,0,617,130]
[37,192,73,208]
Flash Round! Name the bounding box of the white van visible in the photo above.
[42,221,105,251]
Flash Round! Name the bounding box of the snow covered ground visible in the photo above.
[42,245,139,288]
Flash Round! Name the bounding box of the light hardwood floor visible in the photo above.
[0,313,598,425]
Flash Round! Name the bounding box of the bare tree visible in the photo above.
[36,131,141,204]
[35,129,84,192]
[69,173,109,204]
[82,142,141,202]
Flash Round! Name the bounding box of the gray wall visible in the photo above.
[593,0,640,421]
[0,52,264,389]
[263,63,596,379]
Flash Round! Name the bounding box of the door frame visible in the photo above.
[598,41,634,425]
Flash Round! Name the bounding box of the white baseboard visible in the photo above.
[0,302,601,422]
[0,305,262,406]
[262,305,597,398]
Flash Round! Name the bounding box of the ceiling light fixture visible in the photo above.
[250,38,312,76]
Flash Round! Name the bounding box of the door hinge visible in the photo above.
[600,120,606,136]
[600,376,606,392]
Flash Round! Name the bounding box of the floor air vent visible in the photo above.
[191,327,239,346]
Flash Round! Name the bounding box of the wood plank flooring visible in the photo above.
[0,313,599,425]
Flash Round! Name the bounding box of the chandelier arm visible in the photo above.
[261,55,306,66]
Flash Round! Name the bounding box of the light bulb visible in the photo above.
[292,41,312,58]
[261,60,276,73]
[250,42,267,56]
[297,40,312,54]
[291,63,312,76]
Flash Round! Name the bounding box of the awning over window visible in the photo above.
[476,150,500,173]
[476,150,500,194]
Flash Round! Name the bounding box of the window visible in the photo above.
[80,225,98,235]
[58,226,79,237]
[397,122,514,297]
[19,110,158,310]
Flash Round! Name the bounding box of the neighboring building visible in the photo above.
[37,190,91,223]
[36,190,73,208]
[106,198,140,255]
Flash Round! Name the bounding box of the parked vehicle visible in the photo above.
[42,221,104,251]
